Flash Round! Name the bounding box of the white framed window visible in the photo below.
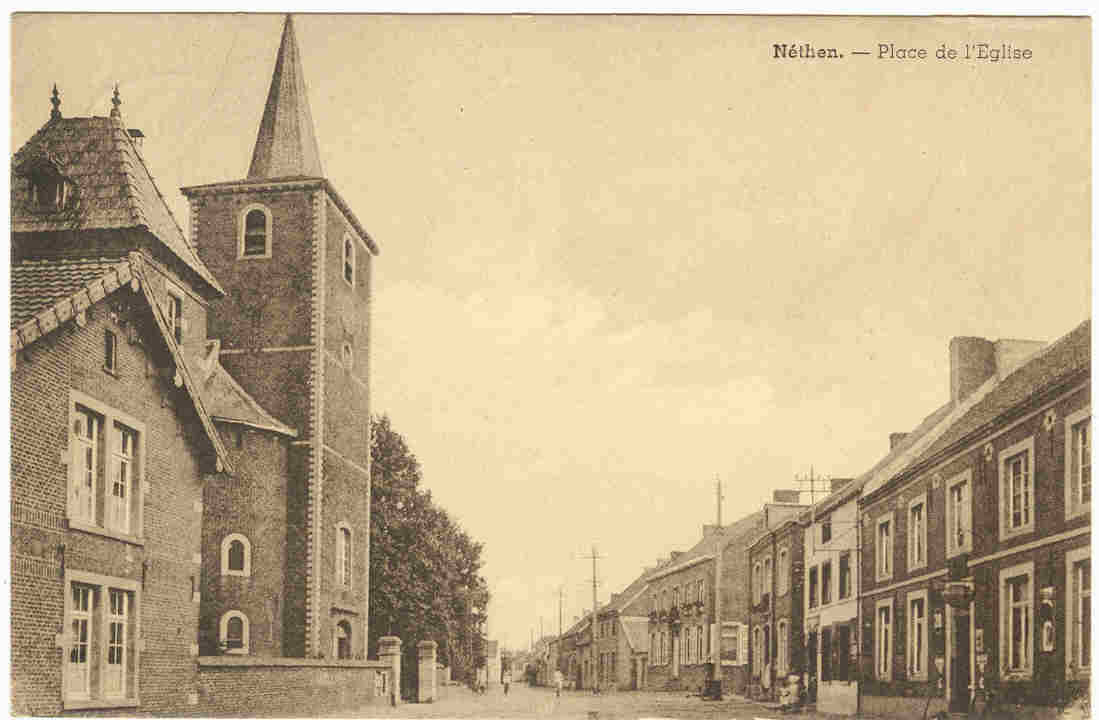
[821,519,832,544]
[67,583,93,700]
[777,547,789,596]
[342,233,356,287]
[104,589,128,697]
[999,437,1036,540]
[220,533,252,577]
[946,470,973,558]
[70,405,100,525]
[334,619,352,659]
[808,565,819,608]
[777,619,788,674]
[219,611,250,654]
[163,284,184,345]
[999,561,1034,678]
[63,570,139,708]
[907,589,928,680]
[107,424,136,534]
[68,391,144,539]
[875,597,893,680]
[698,577,706,604]
[908,493,927,571]
[1065,408,1091,520]
[1066,547,1090,677]
[876,513,894,582]
[239,204,272,259]
[337,522,352,588]
[822,561,833,605]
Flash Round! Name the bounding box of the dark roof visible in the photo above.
[188,341,297,437]
[11,115,222,292]
[906,319,1090,470]
[649,509,765,582]
[11,256,128,326]
[248,15,324,180]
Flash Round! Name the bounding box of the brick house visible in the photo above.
[858,324,1090,718]
[643,500,804,696]
[11,15,387,715]
[747,511,806,702]
[593,569,653,690]
[557,615,588,690]
[10,91,234,712]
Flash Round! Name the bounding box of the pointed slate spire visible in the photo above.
[247,15,324,179]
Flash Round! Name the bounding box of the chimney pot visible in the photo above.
[889,433,909,451]
[949,337,997,405]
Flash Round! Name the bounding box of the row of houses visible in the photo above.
[550,322,1090,719]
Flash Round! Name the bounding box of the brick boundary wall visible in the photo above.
[193,656,390,716]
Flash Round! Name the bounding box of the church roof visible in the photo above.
[11,114,223,294]
[248,15,324,180]
[190,341,298,437]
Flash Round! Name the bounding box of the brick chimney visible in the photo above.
[950,337,997,405]
[702,524,720,538]
[889,432,909,450]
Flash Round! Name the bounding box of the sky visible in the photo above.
[11,13,1091,652]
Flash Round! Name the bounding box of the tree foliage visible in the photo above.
[369,415,490,688]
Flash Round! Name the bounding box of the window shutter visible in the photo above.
[739,625,749,666]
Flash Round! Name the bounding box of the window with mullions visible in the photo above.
[240,206,272,258]
[1066,408,1092,520]
[1000,562,1034,678]
[907,590,928,680]
[1067,549,1090,677]
[876,514,894,581]
[908,495,927,571]
[63,574,138,708]
[839,552,852,599]
[876,598,893,680]
[68,393,144,539]
[946,471,973,557]
[999,437,1035,540]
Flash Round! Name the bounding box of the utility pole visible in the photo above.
[711,475,724,698]
[794,465,828,506]
[558,585,565,638]
[578,544,604,693]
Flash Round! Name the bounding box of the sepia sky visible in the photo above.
[11,13,1090,651]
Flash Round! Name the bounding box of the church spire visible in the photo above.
[247,14,324,179]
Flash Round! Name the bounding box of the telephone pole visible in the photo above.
[578,544,605,693]
[794,465,828,506]
[558,585,565,638]
[711,475,724,698]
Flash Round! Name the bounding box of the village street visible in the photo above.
[335,683,845,719]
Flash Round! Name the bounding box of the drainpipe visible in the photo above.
[770,529,777,700]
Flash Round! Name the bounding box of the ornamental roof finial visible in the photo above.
[110,83,122,118]
[50,84,61,120]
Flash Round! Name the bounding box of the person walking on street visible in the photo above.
[503,670,511,695]
[554,669,564,698]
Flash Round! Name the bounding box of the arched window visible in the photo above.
[219,611,249,654]
[336,522,352,588]
[220,533,252,577]
[239,204,272,258]
[342,233,356,287]
[334,620,352,659]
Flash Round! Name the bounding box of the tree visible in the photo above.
[369,415,490,691]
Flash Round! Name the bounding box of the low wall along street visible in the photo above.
[194,656,392,716]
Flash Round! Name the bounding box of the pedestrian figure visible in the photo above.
[503,670,511,695]
[554,669,564,698]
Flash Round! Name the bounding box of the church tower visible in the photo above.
[182,15,378,659]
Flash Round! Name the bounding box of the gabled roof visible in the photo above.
[12,256,129,326]
[648,509,764,582]
[902,318,1090,475]
[189,341,297,437]
[11,253,233,474]
[248,15,324,180]
[11,115,222,294]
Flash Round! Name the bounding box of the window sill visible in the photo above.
[946,546,973,560]
[63,697,139,711]
[1000,526,1035,543]
[67,519,144,546]
[1066,505,1091,522]
[237,253,272,261]
[1002,671,1034,682]
[221,570,251,578]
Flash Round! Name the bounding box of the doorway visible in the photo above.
[949,610,971,713]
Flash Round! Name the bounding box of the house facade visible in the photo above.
[11,15,388,715]
[594,570,652,690]
[747,513,806,702]
[859,325,1090,718]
